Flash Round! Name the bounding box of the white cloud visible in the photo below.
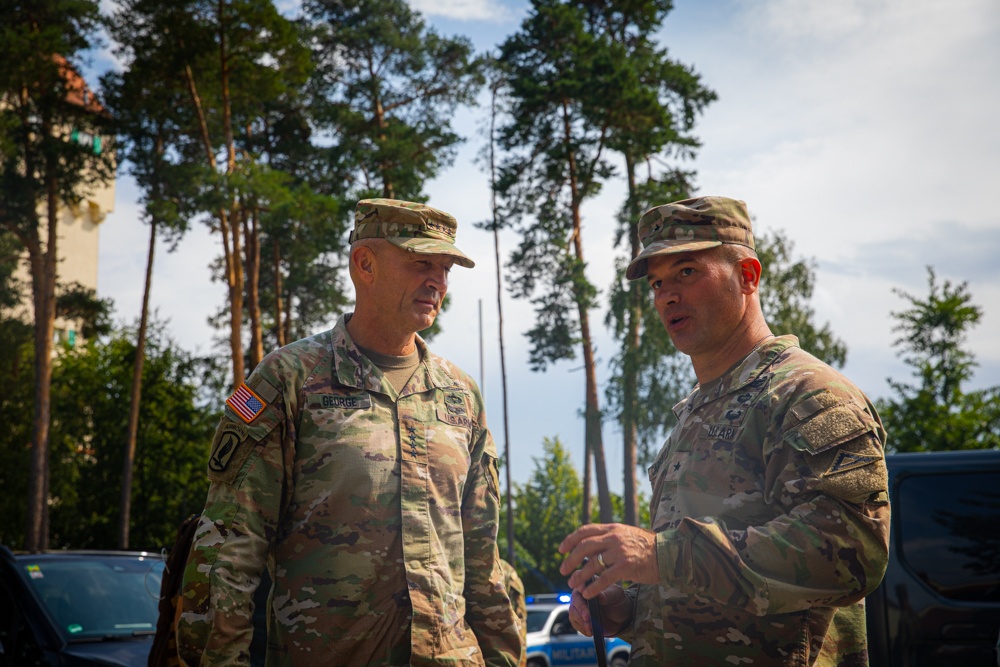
[409,0,510,22]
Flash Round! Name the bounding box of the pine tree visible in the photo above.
[879,267,1000,452]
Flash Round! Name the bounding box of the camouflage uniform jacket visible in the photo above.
[177,315,521,667]
[624,336,890,666]
[499,560,527,667]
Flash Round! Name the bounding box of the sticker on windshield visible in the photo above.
[25,564,43,579]
[68,625,83,634]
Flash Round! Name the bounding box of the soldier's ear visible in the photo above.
[739,257,762,293]
[350,243,377,285]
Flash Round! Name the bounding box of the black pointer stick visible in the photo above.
[582,558,607,667]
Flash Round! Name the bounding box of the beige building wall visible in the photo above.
[12,176,115,346]
[7,55,116,347]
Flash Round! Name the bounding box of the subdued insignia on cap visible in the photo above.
[209,422,250,474]
[827,451,880,475]
[227,382,267,423]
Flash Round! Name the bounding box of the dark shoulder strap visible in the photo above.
[148,514,201,667]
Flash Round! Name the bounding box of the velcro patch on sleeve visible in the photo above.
[226,382,267,423]
[783,402,872,454]
[249,376,279,403]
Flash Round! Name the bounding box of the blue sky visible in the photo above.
[95,0,1000,495]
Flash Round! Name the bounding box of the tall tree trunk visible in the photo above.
[218,0,244,387]
[273,240,286,348]
[246,206,263,369]
[560,100,612,524]
[25,173,59,550]
[180,34,244,387]
[119,215,157,548]
[283,299,292,348]
[572,226,613,524]
[370,70,394,199]
[487,74,515,564]
[228,206,245,386]
[622,154,640,526]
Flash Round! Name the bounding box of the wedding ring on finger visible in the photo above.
[596,553,608,570]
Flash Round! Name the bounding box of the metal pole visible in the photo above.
[486,64,516,566]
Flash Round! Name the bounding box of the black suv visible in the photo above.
[867,450,1000,667]
[0,548,165,666]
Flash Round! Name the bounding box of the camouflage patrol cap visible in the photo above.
[625,195,755,280]
[349,198,475,268]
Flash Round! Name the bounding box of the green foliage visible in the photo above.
[56,281,114,339]
[0,319,34,545]
[0,0,113,234]
[0,322,218,548]
[606,174,696,470]
[104,0,350,372]
[509,437,583,592]
[305,0,484,201]
[499,437,655,593]
[0,231,24,311]
[1,0,118,548]
[878,267,1000,452]
[756,230,846,367]
[590,489,651,528]
[495,0,610,371]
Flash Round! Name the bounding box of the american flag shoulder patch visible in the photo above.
[227,382,267,423]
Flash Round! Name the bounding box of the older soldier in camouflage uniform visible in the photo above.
[177,199,523,666]
[558,196,890,666]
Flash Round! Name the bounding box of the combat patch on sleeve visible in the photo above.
[808,432,889,504]
[208,420,255,484]
[226,382,267,423]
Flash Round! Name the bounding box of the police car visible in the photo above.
[525,593,630,667]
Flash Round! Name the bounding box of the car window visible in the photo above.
[898,471,1000,603]
[526,609,550,633]
[20,556,164,640]
[551,611,578,636]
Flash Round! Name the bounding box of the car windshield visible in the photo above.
[526,609,552,633]
[20,554,164,641]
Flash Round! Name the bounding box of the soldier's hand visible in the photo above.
[558,523,660,598]
[566,587,631,637]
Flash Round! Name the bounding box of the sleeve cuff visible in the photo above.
[654,530,674,584]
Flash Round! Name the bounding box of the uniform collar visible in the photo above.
[329,314,459,397]
[673,334,799,417]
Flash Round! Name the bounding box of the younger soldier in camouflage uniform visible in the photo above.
[177,199,523,666]
[558,196,890,666]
